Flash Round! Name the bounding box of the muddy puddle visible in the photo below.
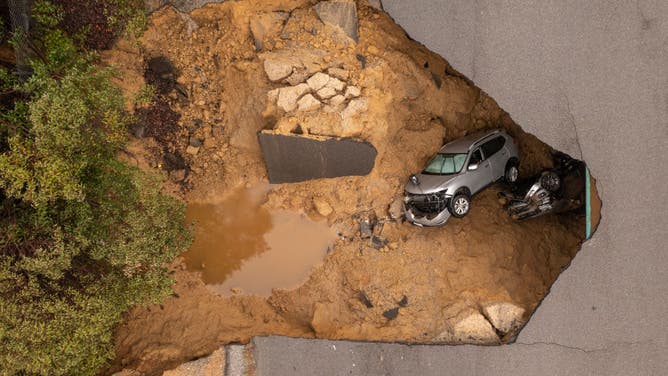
[183,186,336,296]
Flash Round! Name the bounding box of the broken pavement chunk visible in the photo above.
[257,132,377,183]
[452,310,499,343]
[314,0,359,42]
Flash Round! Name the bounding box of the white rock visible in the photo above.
[285,70,310,86]
[328,94,346,106]
[345,85,361,98]
[325,77,346,91]
[297,94,322,112]
[317,86,337,99]
[277,83,311,112]
[307,72,332,91]
[313,198,333,217]
[327,67,350,80]
[452,310,499,343]
[263,59,295,82]
[482,302,525,334]
[341,98,368,118]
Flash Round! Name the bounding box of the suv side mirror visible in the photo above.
[468,163,479,171]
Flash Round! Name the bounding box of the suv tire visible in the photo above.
[449,193,471,218]
[504,162,519,184]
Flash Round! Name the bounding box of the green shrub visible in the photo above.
[0,2,190,374]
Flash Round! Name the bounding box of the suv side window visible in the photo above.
[481,136,506,158]
[469,149,483,165]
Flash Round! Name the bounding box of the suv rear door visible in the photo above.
[480,135,507,180]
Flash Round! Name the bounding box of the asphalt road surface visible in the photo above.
[254,1,668,374]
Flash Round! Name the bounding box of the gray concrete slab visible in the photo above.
[253,1,668,374]
[254,336,665,376]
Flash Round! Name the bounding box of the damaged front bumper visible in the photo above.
[403,192,452,227]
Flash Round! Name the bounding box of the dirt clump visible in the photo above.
[104,1,597,374]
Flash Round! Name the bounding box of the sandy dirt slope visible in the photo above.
[103,1,595,374]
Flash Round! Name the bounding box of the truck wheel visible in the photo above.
[449,193,470,218]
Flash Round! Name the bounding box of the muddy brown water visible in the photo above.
[182,186,336,296]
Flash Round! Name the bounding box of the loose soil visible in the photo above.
[105,1,600,374]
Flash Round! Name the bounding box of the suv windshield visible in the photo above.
[422,153,468,175]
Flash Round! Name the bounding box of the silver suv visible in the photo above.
[404,129,520,226]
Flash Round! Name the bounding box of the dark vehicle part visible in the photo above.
[499,152,586,221]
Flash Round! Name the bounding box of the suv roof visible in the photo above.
[438,129,501,154]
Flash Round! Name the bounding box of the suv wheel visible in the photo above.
[504,163,519,184]
[449,193,470,218]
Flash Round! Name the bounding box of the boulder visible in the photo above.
[317,86,337,100]
[277,83,310,112]
[307,72,332,91]
[345,85,361,98]
[314,0,359,42]
[482,302,526,334]
[263,58,295,82]
[325,77,346,91]
[261,48,327,82]
[431,309,499,344]
[297,94,322,112]
[327,67,350,80]
[328,94,346,107]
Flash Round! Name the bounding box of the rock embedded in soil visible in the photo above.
[314,0,359,42]
[435,310,499,344]
[482,302,526,334]
[313,197,333,217]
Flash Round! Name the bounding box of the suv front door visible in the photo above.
[463,148,492,194]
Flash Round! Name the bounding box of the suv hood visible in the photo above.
[404,173,458,195]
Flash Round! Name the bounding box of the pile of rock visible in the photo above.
[267,69,362,114]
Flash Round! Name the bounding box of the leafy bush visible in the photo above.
[0,2,190,375]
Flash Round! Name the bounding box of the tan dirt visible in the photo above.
[104,1,598,374]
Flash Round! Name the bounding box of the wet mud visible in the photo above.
[183,186,336,296]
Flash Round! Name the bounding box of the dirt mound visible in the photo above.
[103,1,597,374]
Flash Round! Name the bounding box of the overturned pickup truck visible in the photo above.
[498,152,586,221]
[403,129,520,226]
